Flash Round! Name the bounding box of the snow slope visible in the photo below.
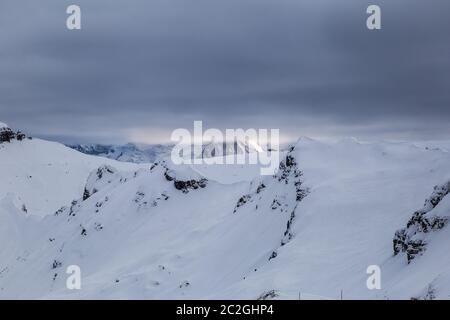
[0,133,143,217]
[1,134,450,300]
[223,139,450,300]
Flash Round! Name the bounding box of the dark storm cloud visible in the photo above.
[0,0,449,143]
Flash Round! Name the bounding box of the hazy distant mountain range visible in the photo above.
[67,140,266,164]
[67,143,173,163]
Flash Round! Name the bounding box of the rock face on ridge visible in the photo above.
[393,181,450,262]
[0,123,27,143]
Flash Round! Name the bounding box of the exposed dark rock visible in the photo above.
[0,126,27,143]
[179,280,190,288]
[173,178,207,193]
[233,195,252,213]
[256,183,266,194]
[134,191,145,203]
[52,260,62,269]
[257,290,278,300]
[96,165,115,180]
[83,166,121,202]
[393,181,450,262]
[271,199,281,210]
[164,170,175,181]
[163,168,207,193]
[94,222,103,231]
[54,207,65,216]
[82,188,91,201]
[269,251,278,260]
[68,200,79,217]
[411,284,436,300]
[295,180,308,202]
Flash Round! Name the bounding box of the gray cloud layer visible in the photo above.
[1,0,449,143]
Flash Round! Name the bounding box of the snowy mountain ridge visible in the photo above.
[394,181,450,262]
[2,122,450,299]
[0,125,143,218]
[67,143,172,164]
[68,139,266,165]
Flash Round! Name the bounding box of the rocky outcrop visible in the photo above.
[411,284,436,300]
[257,289,278,300]
[0,125,27,143]
[83,165,124,201]
[231,147,309,264]
[393,181,450,262]
[163,166,207,194]
[173,179,207,193]
[233,194,252,213]
[281,206,297,246]
[233,148,308,215]
[276,148,309,202]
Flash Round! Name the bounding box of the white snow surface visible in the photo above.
[1,135,450,299]
[0,138,143,217]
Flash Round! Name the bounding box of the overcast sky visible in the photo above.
[0,0,449,144]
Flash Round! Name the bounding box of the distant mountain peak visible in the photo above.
[200,139,264,158]
[67,143,172,164]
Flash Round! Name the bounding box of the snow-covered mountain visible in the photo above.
[0,124,143,218]
[68,139,265,164]
[200,139,264,158]
[1,122,450,299]
[67,143,172,164]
